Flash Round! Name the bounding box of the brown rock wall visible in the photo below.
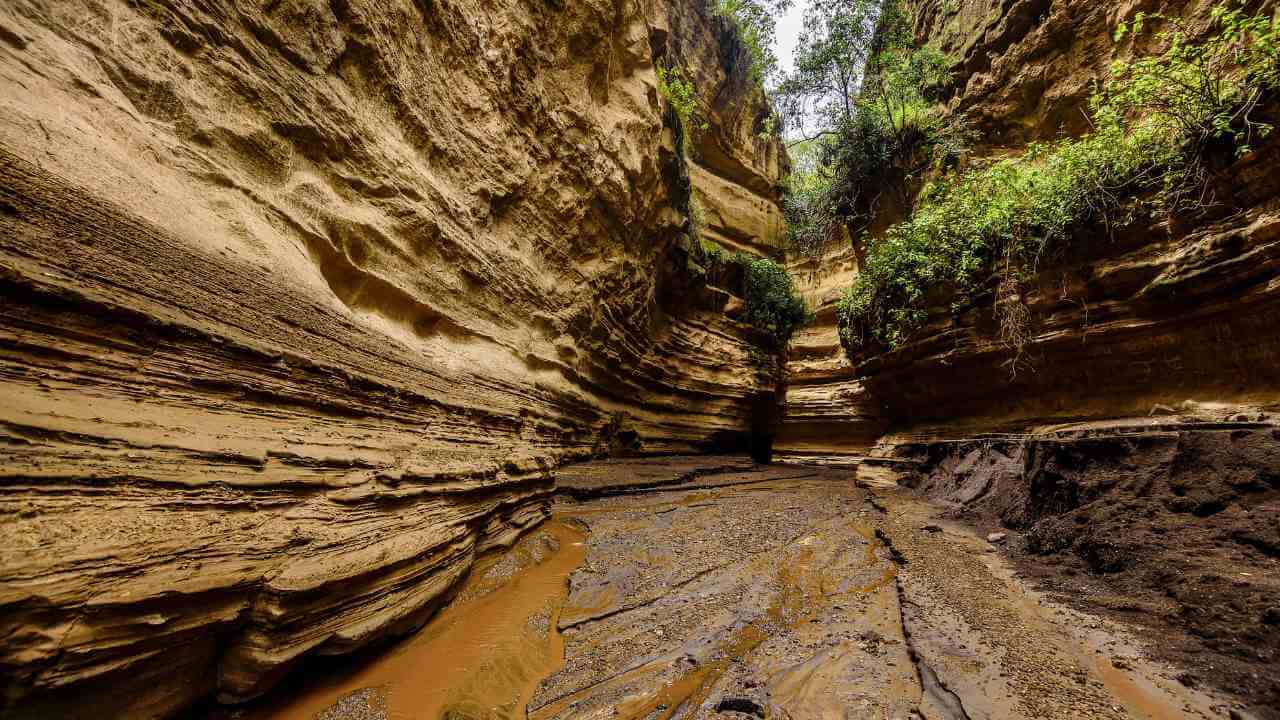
[0,0,784,714]
[778,0,1280,456]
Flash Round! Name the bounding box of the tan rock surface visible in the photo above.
[0,0,785,715]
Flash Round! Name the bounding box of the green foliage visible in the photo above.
[692,238,748,271]
[688,192,709,242]
[783,139,838,259]
[1107,5,1279,157]
[740,256,812,347]
[837,120,1179,350]
[699,237,725,265]
[687,236,810,348]
[657,65,706,157]
[776,0,969,259]
[774,0,886,130]
[830,41,970,210]
[713,0,790,86]
[837,4,1280,353]
[861,44,950,131]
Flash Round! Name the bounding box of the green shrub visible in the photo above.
[1107,5,1278,157]
[776,0,970,258]
[783,139,838,260]
[740,256,812,347]
[837,120,1180,350]
[657,65,706,157]
[713,0,786,85]
[837,4,1280,353]
[688,192,709,240]
[699,237,725,265]
[687,235,810,348]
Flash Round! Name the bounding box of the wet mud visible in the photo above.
[231,521,587,720]
[231,457,1268,720]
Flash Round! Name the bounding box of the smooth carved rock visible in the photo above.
[0,0,785,715]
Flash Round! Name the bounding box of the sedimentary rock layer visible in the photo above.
[777,0,1280,456]
[0,0,784,714]
[884,424,1280,714]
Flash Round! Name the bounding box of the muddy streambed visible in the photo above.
[227,520,586,720]
[227,460,1247,720]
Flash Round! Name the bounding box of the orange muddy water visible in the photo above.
[247,520,587,720]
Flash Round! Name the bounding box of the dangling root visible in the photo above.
[995,249,1034,378]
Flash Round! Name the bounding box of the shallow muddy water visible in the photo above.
[243,520,587,720]
[227,462,1245,720]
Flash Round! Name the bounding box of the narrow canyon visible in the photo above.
[0,0,1276,719]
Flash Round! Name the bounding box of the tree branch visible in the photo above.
[786,130,840,147]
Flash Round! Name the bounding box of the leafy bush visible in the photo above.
[740,256,812,347]
[657,65,706,157]
[837,4,1280,353]
[1108,5,1278,157]
[688,192,709,241]
[783,139,838,259]
[713,0,789,85]
[821,45,970,229]
[837,119,1180,349]
[699,237,725,265]
[774,0,899,132]
[776,0,969,258]
[687,235,811,348]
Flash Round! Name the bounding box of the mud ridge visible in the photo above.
[895,578,973,720]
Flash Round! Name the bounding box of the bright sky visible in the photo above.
[773,1,818,140]
[774,1,807,78]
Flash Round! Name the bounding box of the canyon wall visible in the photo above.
[0,0,784,715]
[777,0,1280,459]
[775,1,1280,710]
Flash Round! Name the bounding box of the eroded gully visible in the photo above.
[225,458,1234,720]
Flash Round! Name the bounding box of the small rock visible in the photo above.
[921,524,943,533]
[714,698,764,717]
[1111,658,1131,670]
[1262,606,1280,626]
[987,532,1007,544]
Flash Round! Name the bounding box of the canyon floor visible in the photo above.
[205,457,1265,720]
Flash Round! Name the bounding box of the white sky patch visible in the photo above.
[772,0,825,141]
[775,1,807,78]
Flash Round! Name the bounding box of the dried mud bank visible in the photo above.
[142,457,1271,720]
[541,458,1243,720]
[0,0,787,714]
[870,422,1280,717]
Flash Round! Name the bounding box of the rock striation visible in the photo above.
[0,0,785,715]
[777,0,1280,457]
[773,1,1280,712]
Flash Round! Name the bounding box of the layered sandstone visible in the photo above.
[777,0,1280,458]
[772,2,1280,711]
[0,0,784,715]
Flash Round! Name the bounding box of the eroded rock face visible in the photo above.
[0,0,783,714]
[889,427,1280,712]
[777,0,1280,457]
[774,10,1280,707]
